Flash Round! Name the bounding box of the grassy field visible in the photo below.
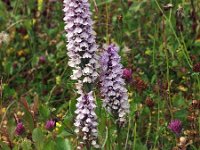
[0,0,200,149]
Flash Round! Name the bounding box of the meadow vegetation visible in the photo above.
[0,0,200,149]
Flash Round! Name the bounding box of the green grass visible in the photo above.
[0,0,200,149]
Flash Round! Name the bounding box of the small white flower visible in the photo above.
[74,27,83,33]
[83,66,93,74]
[82,127,89,132]
[83,76,92,83]
[0,32,9,45]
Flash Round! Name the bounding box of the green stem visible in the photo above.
[152,34,157,76]
[86,142,91,150]
[154,0,192,68]
[105,3,110,43]
[164,47,173,119]
[125,117,131,149]
[0,100,16,128]
[133,122,137,150]
[145,113,152,146]
[102,126,108,148]
[13,0,19,14]
[153,97,160,149]
[180,32,192,66]
[117,124,122,150]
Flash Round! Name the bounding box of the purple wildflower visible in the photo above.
[100,44,130,125]
[39,56,46,64]
[45,119,55,131]
[193,62,200,72]
[15,122,25,135]
[74,91,99,148]
[168,119,182,135]
[63,0,99,148]
[123,68,132,82]
[63,0,99,93]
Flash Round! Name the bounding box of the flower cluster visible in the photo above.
[193,62,200,72]
[39,56,46,64]
[100,44,129,125]
[0,31,9,46]
[63,0,99,94]
[145,97,155,109]
[15,122,25,136]
[123,68,132,82]
[74,91,99,148]
[45,119,55,131]
[63,0,99,148]
[168,119,182,135]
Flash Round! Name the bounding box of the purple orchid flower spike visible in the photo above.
[63,0,99,148]
[100,44,130,126]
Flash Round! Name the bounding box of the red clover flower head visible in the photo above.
[45,119,55,131]
[15,122,25,136]
[39,56,46,64]
[123,68,132,82]
[168,119,182,135]
[193,62,200,72]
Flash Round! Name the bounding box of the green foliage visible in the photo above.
[55,138,71,150]
[39,104,50,120]
[20,139,32,150]
[32,128,45,149]
[0,0,200,149]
